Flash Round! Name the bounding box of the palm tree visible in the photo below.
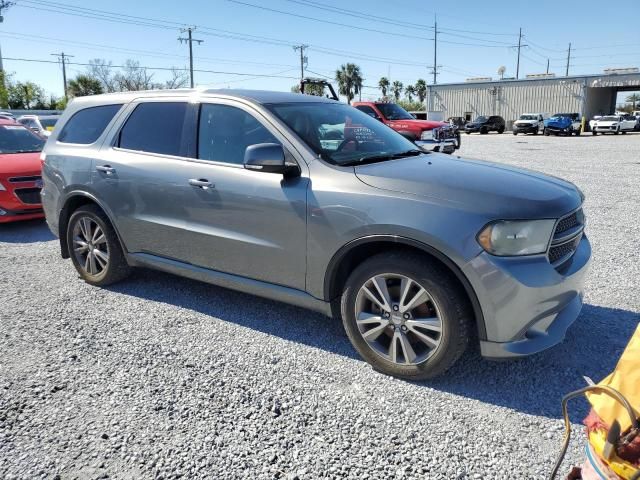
[335,63,363,104]
[68,74,104,98]
[405,84,416,102]
[391,80,403,101]
[414,79,427,103]
[378,77,390,97]
[626,93,640,110]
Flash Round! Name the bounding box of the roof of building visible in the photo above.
[430,71,640,88]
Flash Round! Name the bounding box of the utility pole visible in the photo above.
[178,27,203,88]
[0,1,15,91]
[292,44,308,81]
[546,58,550,75]
[565,42,572,77]
[516,28,523,79]
[51,52,73,102]
[432,18,438,85]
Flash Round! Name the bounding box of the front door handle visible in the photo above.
[96,165,116,175]
[188,178,214,189]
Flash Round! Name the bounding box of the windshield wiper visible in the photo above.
[340,149,424,166]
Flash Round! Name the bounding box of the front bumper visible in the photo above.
[415,139,457,154]
[462,234,591,359]
[0,190,44,223]
[513,124,539,133]
[545,126,572,134]
[593,126,616,132]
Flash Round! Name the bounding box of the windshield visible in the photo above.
[40,118,58,129]
[553,113,574,119]
[474,116,487,122]
[0,125,45,154]
[519,115,537,120]
[601,116,619,121]
[375,103,414,120]
[267,102,420,166]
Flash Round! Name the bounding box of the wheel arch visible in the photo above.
[58,192,126,259]
[324,235,486,340]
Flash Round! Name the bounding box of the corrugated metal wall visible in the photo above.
[431,80,583,121]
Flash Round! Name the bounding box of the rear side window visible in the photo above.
[118,102,188,156]
[58,104,122,144]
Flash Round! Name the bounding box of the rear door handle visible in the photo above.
[96,165,116,175]
[188,178,214,189]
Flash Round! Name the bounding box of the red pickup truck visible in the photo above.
[352,101,460,153]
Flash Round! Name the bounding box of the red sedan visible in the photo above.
[0,119,46,223]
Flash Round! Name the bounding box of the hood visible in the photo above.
[593,120,617,126]
[0,152,42,177]
[545,116,572,128]
[387,119,447,131]
[354,154,581,219]
[515,119,538,125]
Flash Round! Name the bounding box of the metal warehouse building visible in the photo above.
[426,70,640,124]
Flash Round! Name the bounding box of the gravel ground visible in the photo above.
[1,132,639,479]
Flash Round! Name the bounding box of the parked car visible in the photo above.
[17,114,60,137]
[0,111,15,121]
[591,115,637,135]
[588,115,602,131]
[0,119,46,223]
[464,115,505,134]
[41,90,590,379]
[447,116,467,129]
[352,101,459,153]
[512,113,546,135]
[544,113,582,136]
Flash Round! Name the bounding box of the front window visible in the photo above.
[0,125,45,154]
[601,116,619,121]
[267,102,420,166]
[519,115,537,121]
[375,103,414,120]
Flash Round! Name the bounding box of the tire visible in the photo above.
[533,129,538,135]
[340,252,472,380]
[497,127,505,134]
[544,128,550,136]
[480,127,488,134]
[592,131,598,136]
[465,131,470,135]
[66,204,131,286]
[574,128,581,136]
[614,129,619,135]
[512,131,517,135]
[621,131,627,135]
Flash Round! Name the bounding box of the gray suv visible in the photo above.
[41,90,590,379]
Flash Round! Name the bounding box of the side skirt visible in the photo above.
[126,252,333,317]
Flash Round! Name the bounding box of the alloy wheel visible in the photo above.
[72,217,110,276]
[354,274,443,365]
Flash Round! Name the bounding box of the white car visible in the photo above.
[17,114,60,137]
[512,113,546,135]
[591,115,636,135]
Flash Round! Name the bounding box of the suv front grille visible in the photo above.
[14,187,42,205]
[548,208,584,271]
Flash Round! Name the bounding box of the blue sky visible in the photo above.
[2,0,639,101]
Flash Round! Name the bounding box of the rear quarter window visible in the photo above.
[58,104,123,144]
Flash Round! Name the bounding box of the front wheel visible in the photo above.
[614,129,619,135]
[574,128,581,136]
[544,128,550,136]
[340,253,472,380]
[592,131,598,136]
[513,131,517,135]
[497,127,505,134]
[67,205,131,286]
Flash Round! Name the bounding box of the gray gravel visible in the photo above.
[1,132,639,479]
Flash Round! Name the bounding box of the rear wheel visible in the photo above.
[621,131,627,135]
[497,126,505,134]
[340,253,472,379]
[66,205,131,286]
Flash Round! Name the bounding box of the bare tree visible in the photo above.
[87,59,118,93]
[163,67,189,89]
[114,60,157,91]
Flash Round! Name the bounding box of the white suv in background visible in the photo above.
[591,115,636,135]
[512,113,546,135]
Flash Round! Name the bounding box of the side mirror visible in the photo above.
[244,143,297,175]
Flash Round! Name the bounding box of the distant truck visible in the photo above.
[512,113,547,135]
[352,101,460,153]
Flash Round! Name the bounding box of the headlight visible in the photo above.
[477,219,556,256]
[611,123,618,126]
[0,181,5,191]
[420,130,433,140]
